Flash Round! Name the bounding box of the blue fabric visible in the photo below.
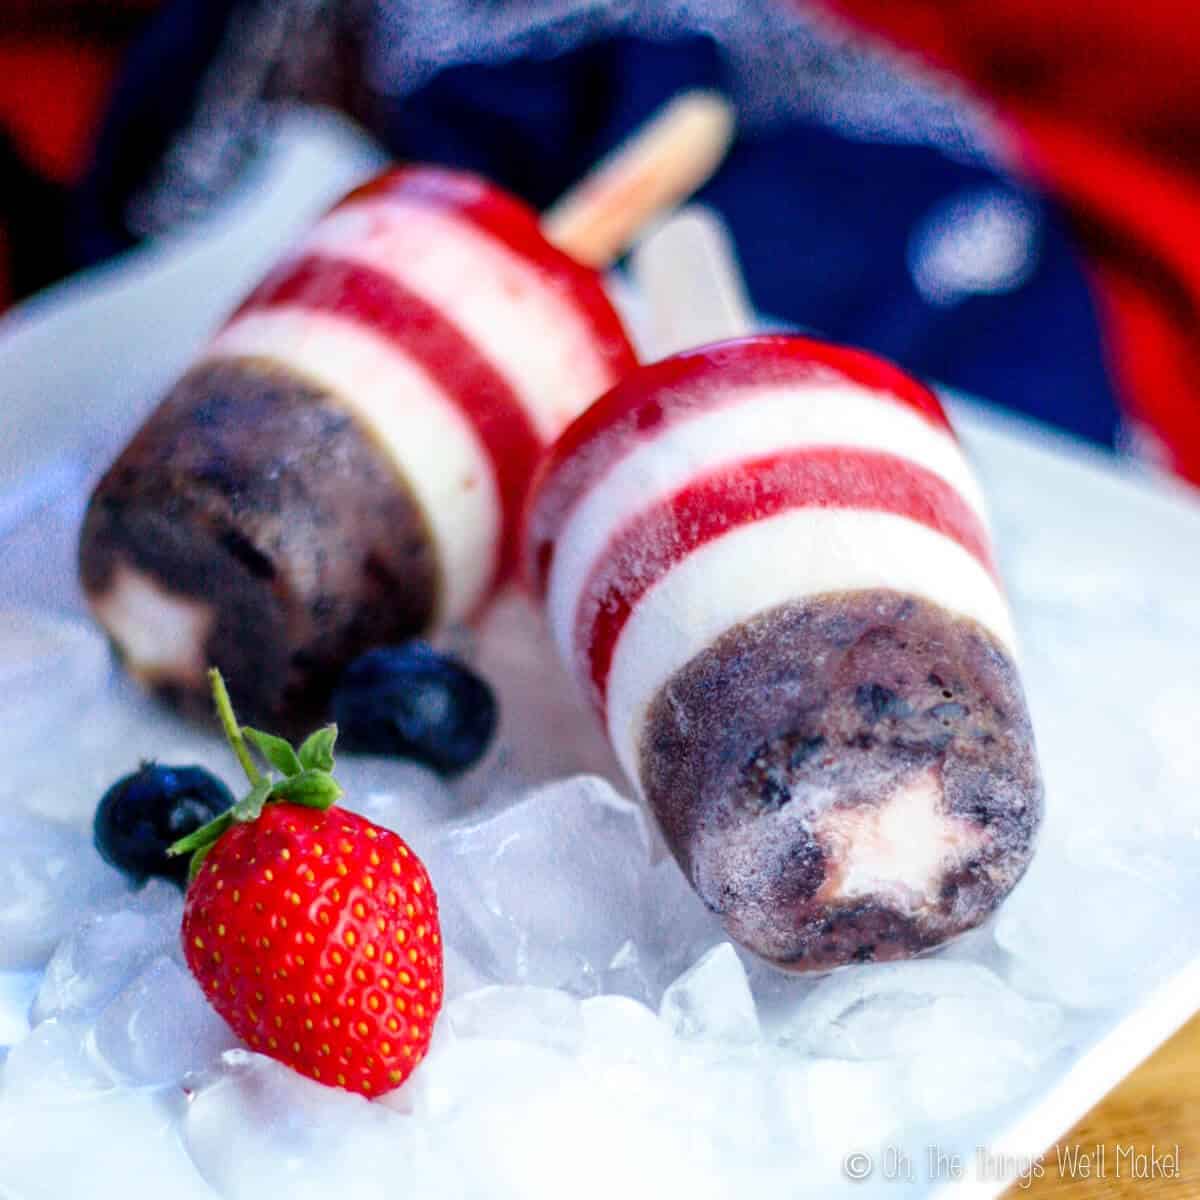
[78,18,1123,447]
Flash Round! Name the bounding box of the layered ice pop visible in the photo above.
[525,330,1042,971]
[79,95,733,732]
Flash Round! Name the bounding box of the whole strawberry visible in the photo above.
[170,670,443,1097]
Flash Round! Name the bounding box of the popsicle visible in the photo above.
[524,210,1042,971]
[79,94,735,733]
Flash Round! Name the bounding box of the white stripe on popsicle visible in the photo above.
[546,380,993,659]
[207,308,501,623]
[299,199,621,440]
[597,507,1016,782]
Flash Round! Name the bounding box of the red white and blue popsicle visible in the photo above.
[525,212,1042,971]
[79,95,734,732]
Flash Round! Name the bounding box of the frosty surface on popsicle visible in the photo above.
[525,335,1042,971]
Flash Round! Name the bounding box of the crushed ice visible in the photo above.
[3,421,1200,1198]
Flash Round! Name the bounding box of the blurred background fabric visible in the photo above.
[2,0,1196,483]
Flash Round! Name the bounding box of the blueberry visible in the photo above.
[333,644,498,776]
[94,764,235,885]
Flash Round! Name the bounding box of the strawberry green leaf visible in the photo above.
[168,810,233,858]
[188,841,215,884]
[175,670,347,893]
[231,778,273,823]
[297,725,337,773]
[242,727,302,777]
[269,769,342,810]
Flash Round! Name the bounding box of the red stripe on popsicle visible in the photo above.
[341,166,638,383]
[526,335,955,596]
[575,446,999,713]
[235,252,543,582]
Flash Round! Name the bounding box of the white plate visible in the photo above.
[1,109,1199,1200]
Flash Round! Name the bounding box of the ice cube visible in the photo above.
[0,1015,115,1100]
[442,943,490,1002]
[0,970,40,1049]
[0,1070,212,1200]
[92,954,238,1085]
[661,1041,780,1168]
[599,938,657,1004]
[739,956,822,1040]
[579,993,672,1066]
[995,845,1196,1009]
[445,1063,726,1200]
[637,856,728,1001]
[1020,646,1168,852]
[337,756,459,838]
[775,1056,906,1179]
[12,678,231,826]
[783,960,1060,1123]
[401,1027,578,1125]
[448,985,583,1054]
[404,1022,724,1200]
[1008,553,1200,852]
[183,1049,423,1200]
[786,959,1059,1053]
[0,807,132,968]
[660,942,761,1044]
[0,610,112,755]
[401,1024,674,1199]
[1144,682,1200,839]
[425,775,653,993]
[33,879,182,1023]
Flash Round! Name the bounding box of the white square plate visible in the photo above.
[2,109,1199,1200]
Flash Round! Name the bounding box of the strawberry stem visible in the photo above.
[209,668,263,787]
[168,671,343,884]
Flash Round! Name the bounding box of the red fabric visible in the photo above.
[826,0,1200,484]
[0,37,119,182]
[0,33,125,310]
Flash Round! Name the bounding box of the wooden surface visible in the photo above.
[1005,1013,1200,1196]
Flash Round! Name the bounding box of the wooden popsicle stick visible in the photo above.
[541,91,736,268]
[630,204,755,360]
